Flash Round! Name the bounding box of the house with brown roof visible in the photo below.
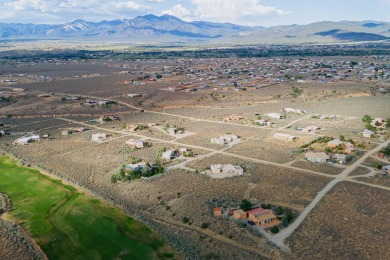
[247,208,277,226]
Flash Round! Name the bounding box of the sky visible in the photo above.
[0,0,389,26]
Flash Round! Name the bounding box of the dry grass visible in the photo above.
[355,175,390,187]
[287,181,390,260]
[291,160,344,175]
[349,167,371,177]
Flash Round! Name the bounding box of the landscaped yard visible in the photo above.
[0,156,179,260]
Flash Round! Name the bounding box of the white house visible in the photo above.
[305,152,329,163]
[363,129,374,138]
[210,164,244,176]
[273,133,298,142]
[162,149,176,161]
[298,126,320,133]
[125,162,146,171]
[220,134,239,142]
[12,135,40,145]
[256,119,274,127]
[283,108,306,114]
[211,137,226,145]
[126,139,145,148]
[265,113,284,119]
[91,133,107,142]
[333,154,347,164]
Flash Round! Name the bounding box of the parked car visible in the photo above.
[247,221,255,226]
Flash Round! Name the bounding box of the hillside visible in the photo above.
[0,14,389,44]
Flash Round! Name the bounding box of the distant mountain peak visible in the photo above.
[0,15,389,44]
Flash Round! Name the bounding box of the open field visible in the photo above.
[287,182,390,259]
[0,156,180,259]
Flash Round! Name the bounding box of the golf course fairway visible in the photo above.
[0,155,180,260]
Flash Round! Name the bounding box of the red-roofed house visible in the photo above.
[247,208,277,226]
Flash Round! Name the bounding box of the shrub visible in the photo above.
[201,223,209,229]
[271,225,279,234]
[240,199,253,211]
[182,217,190,224]
[286,210,294,222]
[282,216,289,227]
[276,206,284,215]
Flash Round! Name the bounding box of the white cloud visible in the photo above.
[162,4,193,21]
[190,0,289,24]
[5,0,52,12]
[114,1,146,10]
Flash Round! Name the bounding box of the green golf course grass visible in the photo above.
[0,156,179,260]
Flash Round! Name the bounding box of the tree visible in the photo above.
[386,118,390,128]
[276,206,284,215]
[282,216,289,227]
[240,199,253,211]
[182,217,190,224]
[365,124,375,131]
[339,135,345,141]
[286,210,294,222]
[362,115,372,124]
[270,225,279,234]
[375,121,381,127]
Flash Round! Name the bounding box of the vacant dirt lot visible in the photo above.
[292,160,344,175]
[287,181,390,260]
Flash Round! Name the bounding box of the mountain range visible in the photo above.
[1,14,389,44]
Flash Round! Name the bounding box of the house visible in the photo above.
[126,139,146,149]
[265,113,284,119]
[127,93,142,98]
[223,114,244,121]
[162,149,176,161]
[167,128,177,136]
[125,162,146,171]
[363,129,374,138]
[211,134,239,145]
[213,207,222,217]
[211,137,225,145]
[370,118,385,128]
[273,133,298,142]
[297,126,320,133]
[91,133,107,142]
[210,164,244,176]
[305,152,330,163]
[345,147,355,154]
[283,108,306,114]
[333,154,347,164]
[41,133,49,139]
[220,134,239,142]
[327,139,342,148]
[167,127,184,136]
[126,125,139,132]
[382,165,390,175]
[12,135,40,145]
[233,209,247,219]
[246,208,277,226]
[256,119,274,127]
